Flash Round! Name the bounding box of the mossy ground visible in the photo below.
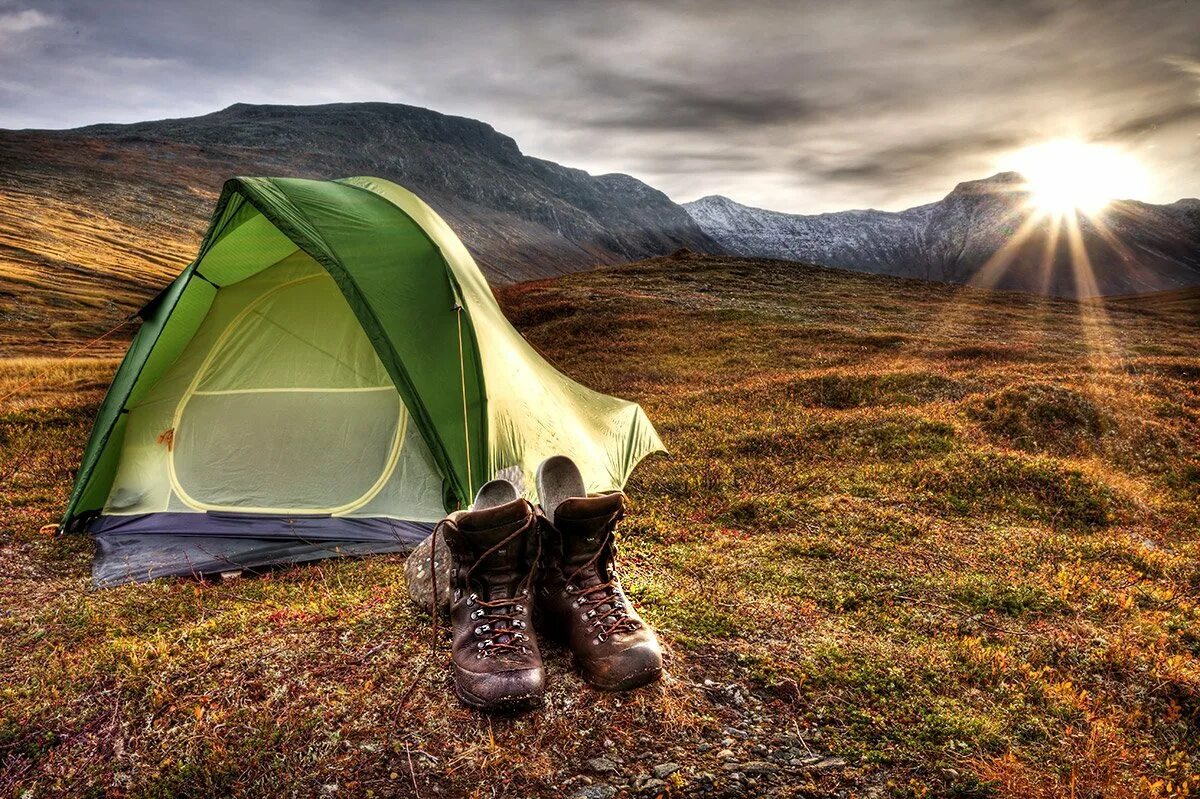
[3,253,1199,797]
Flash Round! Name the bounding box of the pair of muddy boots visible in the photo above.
[434,455,662,712]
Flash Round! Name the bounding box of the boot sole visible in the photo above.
[585,663,664,692]
[453,681,543,714]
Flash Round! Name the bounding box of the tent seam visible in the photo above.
[228,178,470,508]
[334,178,490,495]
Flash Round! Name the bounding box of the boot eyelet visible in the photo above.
[515,605,525,613]
[466,593,477,606]
[514,620,526,629]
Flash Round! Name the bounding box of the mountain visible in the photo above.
[0,102,720,344]
[684,172,1200,297]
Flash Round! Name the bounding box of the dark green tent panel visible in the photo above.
[63,177,664,586]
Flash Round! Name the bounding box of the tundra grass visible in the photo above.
[2,252,1199,798]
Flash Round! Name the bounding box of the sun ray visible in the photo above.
[917,138,1151,374]
[964,210,1046,292]
[1061,209,1123,372]
[1037,210,1063,298]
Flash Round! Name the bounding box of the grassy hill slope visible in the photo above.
[2,253,1199,797]
[0,102,722,352]
[0,133,217,352]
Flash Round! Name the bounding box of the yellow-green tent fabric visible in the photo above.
[63,176,663,586]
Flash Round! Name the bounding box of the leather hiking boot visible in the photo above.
[536,456,663,691]
[436,479,544,712]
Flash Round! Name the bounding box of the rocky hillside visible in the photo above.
[0,102,720,344]
[685,172,1200,297]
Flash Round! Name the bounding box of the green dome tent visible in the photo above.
[62,176,664,587]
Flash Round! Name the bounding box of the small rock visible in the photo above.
[587,757,618,775]
[404,533,452,613]
[742,761,780,774]
[812,757,847,770]
[770,747,799,762]
[716,749,735,760]
[639,778,667,795]
[569,785,616,799]
[652,763,681,779]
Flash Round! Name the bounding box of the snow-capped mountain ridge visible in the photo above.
[685,173,1200,297]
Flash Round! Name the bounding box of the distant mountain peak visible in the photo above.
[947,171,1028,197]
[685,173,1200,297]
[690,194,743,207]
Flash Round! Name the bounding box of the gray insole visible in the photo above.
[473,478,520,511]
[535,455,586,525]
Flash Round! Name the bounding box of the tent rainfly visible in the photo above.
[62,176,664,587]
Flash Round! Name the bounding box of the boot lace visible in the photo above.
[561,507,641,644]
[429,507,540,659]
[467,591,532,658]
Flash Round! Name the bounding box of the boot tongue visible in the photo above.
[459,498,532,600]
[553,493,624,585]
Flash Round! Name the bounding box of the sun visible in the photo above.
[1009,139,1149,216]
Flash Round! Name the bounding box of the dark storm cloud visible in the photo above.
[565,67,818,131]
[1,0,1197,212]
[808,133,1027,184]
[1108,104,1200,139]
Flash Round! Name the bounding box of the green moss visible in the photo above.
[951,575,1062,617]
[968,383,1111,454]
[736,415,957,462]
[911,452,1117,529]
[785,371,971,409]
[720,493,810,529]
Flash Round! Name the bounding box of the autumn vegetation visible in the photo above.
[2,251,1199,797]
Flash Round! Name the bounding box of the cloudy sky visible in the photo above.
[1,0,1198,213]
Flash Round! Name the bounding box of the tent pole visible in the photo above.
[455,305,474,501]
